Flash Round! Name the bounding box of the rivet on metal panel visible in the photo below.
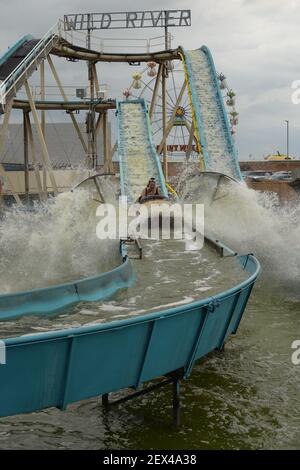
[207,299,220,313]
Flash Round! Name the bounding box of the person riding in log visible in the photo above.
[138,178,160,202]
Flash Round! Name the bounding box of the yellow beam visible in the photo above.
[179,50,205,170]
[162,65,168,179]
[158,80,186,154]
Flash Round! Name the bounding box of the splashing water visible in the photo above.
[184,49,240,180]
[177,169,300,292]
[118,101,163,202]
[0,190,120,294]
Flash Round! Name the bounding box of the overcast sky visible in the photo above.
[1,0,300,159]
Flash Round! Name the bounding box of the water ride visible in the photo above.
[0,12,261,424]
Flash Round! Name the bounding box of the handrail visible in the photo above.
[59,25,168,53]
[0,20,63,106]
[2,21,60,86]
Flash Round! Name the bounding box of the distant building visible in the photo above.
[1,122,110,168]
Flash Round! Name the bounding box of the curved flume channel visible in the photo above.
[0,238,248,339]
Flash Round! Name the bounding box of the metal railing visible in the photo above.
[0,17,172,108]
[0,21,62,107]
[17,84,110,101]
[61,24,172,53]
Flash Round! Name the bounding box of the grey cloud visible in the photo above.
[1,0,300,158]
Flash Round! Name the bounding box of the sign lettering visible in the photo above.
[64,10,191,31]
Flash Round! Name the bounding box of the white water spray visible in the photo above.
[0,190,119,294]
[177,167,300,290]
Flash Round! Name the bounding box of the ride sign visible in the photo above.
[64,10,191,31]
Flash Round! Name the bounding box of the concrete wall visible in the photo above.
[240,160,300,173]
[245,179,298,204]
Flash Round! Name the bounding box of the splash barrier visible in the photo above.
[0,242,134,321]
[0,248,260,417]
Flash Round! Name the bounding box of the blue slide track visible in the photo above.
[0,36,34,70]
[181,46,242,181]
[116,99,168,203]
[0,33,57,112]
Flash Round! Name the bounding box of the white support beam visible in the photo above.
[92,63,101,99]
[95,112,104,136]
[110,141,117,160]
[25,113,45,200]
[47,55,88,155]
[149,63,162,122]
[103,111,109,172]
[0,100,12,155]
[40,61,46,135]
[106,118,114,173]
[40,60,47,193]
[186,122,195,161]
[0,101,22,204]
[24,80,58,195]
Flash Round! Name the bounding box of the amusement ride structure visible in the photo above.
[0,11,260,424]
